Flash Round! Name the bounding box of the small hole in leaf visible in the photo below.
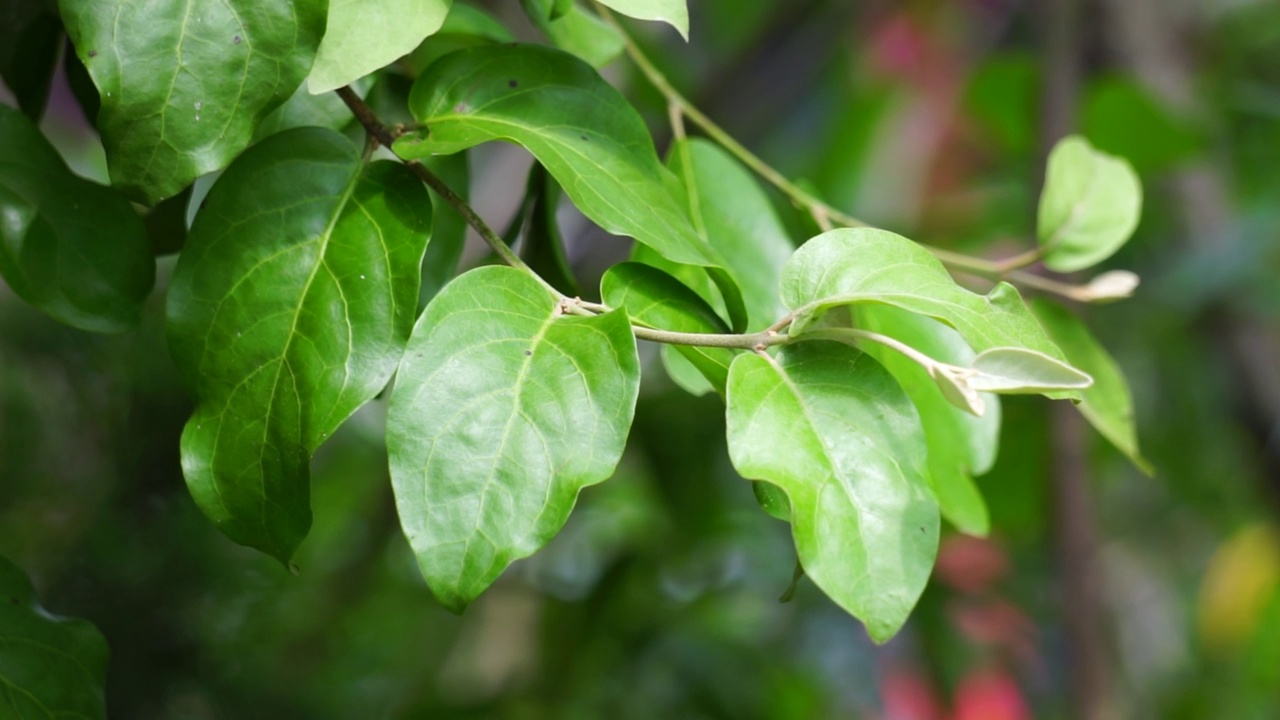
[233,35,242,44]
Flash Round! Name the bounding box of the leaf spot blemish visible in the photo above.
[524,350,532,356]
[580,135,589,141]
[87,50,97,58]
[508,79,518,88]
[233,35,242,44]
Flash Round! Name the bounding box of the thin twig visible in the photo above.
[335,87,535,282]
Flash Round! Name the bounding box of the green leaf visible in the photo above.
[143,185,191,256]
[519,165,580,296]
[308,0,451,94]
[167,128,433,563]
[969,347,1093,393]
[602,261,733,395]
[0,0,61,120]
[856,306,998,536]
[254,79,365,141]
[667,138,793,331]
[395,44,743,326]
[1031,299,1153,474]
[597,0,689,39]
[0,104,154,332]
[387,266,640,611]
[522,0,625,68]
[404,2,514,74]
[782,228,1079,393]
[58,0,328,204]
[726,342,939,642]
[0,555,109,719]
[660,345,716,396]
[1037,135,1143,272]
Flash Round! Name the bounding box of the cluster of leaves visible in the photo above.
[0,0,1148,709]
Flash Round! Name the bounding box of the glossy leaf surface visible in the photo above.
[602,261,733,395]
[396,44,724,275]
[167,128,432,563]
[668,138,793,331]
[782,229,1078,391]
[1037,135,1142,272]
[0,556,109,719]
[1032,299,1153,474]
[597,0,689,39]
[857,306,998,535]
[388,266,640,612]
[726,342,939,642]
[58,0,327,204]
[308,0,451,94]
[0,104,154,332]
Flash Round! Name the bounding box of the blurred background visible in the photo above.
[3,0,1279,717]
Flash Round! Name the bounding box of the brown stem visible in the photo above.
[1038,1,1117,718]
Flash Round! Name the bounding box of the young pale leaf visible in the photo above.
[667,138,793,331]
[0,0,61,120]
[308,0,451,94]
[1032,300,1153,474]
[167,128,432,563]
[1037,135,1142,272]
[0,105,154,332]
[602,261,734,395]
[388,266,640,612]
[58,0,327,204]
[969,347,1093,393]
[782,228,1081,400]
[596,0,689,39]
[0,556,109,719]
[857,306,997,536]
[726,343,939,642]
[395,44,745,328]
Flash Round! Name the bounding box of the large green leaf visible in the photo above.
[1037,135,1142,272]
[308,0,451,94]
[597,0,688,39]
[388,266,640,611]
[1032,299,1153,474]
[167,128,432,563]
[0,104,154,332]
[602,261,733,395]
[58,0,328,204]
[394,43,744,327]
[726,343,939,642]
[856,305,999,536]
[0,556,109,719]
[781,229,1078,388]
[0,0,61,120]
[667,138,793,331]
